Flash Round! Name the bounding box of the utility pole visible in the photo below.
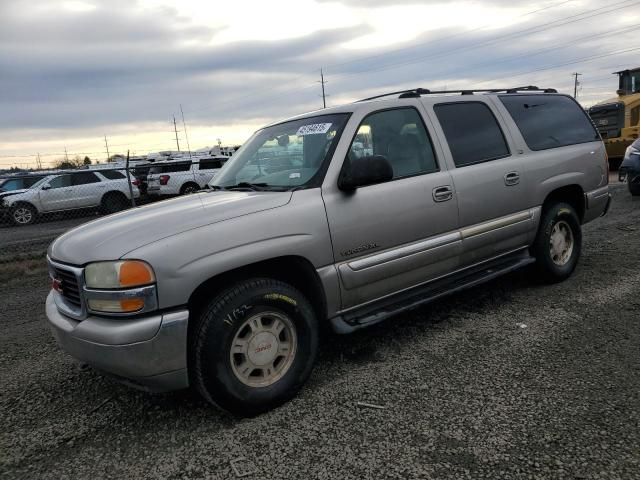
[104,135,110,162]
[180,104,192,159]
[572,72,582,99]
[64,147,69,162]
[319,68,327,109]
[173,115,181,152]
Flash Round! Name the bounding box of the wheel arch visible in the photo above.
[101,190,128,203]
[541,184,585,222]
[180,181,200,194]
[187,255,328,327]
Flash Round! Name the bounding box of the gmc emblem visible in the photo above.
[52,278,63,294]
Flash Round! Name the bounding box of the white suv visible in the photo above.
[146,158,227,196]
[0,170,139,226]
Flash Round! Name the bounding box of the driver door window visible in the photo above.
[40,175,74,212]
[348,108,438,179]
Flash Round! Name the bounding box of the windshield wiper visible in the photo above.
[225,182,270,191]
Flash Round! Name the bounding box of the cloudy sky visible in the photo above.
[1,0,638,168]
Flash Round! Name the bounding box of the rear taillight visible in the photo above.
[132,179,140,186]
[159,175,170,185]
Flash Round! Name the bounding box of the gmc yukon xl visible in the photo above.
[46,87,611,415]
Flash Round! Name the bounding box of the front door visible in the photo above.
[38,174,76,212]
[322,106,461,310]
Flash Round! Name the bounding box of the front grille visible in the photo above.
[54,267,82,307]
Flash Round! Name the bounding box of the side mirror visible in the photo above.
[41,185,51,191]
[338,155,393,191]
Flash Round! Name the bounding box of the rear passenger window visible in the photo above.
[168,162,191,172]
[500,94,599,151]
[72,172,100,185]
[100,170,126,180]
[434,102,510,167]
[199,159,224,170]
[349,107,438,179]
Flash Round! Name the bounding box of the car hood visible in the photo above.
[49,190,293,265]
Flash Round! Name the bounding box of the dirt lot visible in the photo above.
[1,183,638,480]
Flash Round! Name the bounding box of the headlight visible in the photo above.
[85,260,155,289]
[84,260,156,314]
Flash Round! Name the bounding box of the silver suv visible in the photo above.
[45,87,611,415]
[2,170,139,225]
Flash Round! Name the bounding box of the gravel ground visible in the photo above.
[1,183,638,480]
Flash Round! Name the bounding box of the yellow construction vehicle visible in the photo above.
[589,67,640,166]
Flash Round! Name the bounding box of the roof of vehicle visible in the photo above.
[267,85,560,127]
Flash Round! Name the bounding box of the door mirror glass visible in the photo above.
[338,155,393,191]
[41,184,51,190]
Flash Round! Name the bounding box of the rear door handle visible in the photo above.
[432,185,453,202]
[504,171,520,186]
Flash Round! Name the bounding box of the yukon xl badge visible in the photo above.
[341,242,379,257]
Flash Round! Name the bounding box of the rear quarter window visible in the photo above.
[499,94,599,151]
[100,170,126,180]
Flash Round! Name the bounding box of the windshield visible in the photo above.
[211,113,350,190]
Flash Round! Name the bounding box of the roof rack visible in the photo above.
[357,85,557,102]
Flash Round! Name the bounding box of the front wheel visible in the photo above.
[10,203,37,226]
[190,278,318,416]
[628,180,640,196]
[531,202,582,283]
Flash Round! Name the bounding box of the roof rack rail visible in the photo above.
[357,85,557,102]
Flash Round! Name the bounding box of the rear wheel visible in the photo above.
[180,183,199,195]
[531,202,582,283]
[190,278,318,416]
[10,203,37,226]
[101,192,129,214]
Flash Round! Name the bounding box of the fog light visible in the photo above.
[88,298,145,313]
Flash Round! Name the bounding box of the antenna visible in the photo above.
[180,104,192,159]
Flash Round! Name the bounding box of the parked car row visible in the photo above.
[0,170,139,225]
[0,157,231,226]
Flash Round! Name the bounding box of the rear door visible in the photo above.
[427,99,535,266]
[70,172,103,207]
[322,104,461,309]
[196,158,225,186]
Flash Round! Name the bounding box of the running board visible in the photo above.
[330,251,535,334]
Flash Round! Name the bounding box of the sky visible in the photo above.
[1,0,638,168]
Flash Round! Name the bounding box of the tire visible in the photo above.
[531,202,582,283]
[180,183,199,195]
[629,181,640,196]
[101,192,129,214]
[190,278,319,416]
[10,203,37,226]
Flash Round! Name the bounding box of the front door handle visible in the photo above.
[504,171,520,186]
[433,185,453,202]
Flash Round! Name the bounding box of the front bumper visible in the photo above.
[46,291,189,392]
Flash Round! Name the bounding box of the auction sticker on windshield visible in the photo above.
[296,123,332,136]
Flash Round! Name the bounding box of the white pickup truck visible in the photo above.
[146,157,228,196]
[0,169,139,225]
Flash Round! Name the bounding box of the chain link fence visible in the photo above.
[0,157,228,265]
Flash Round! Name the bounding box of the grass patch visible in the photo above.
[0,256,48,285]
